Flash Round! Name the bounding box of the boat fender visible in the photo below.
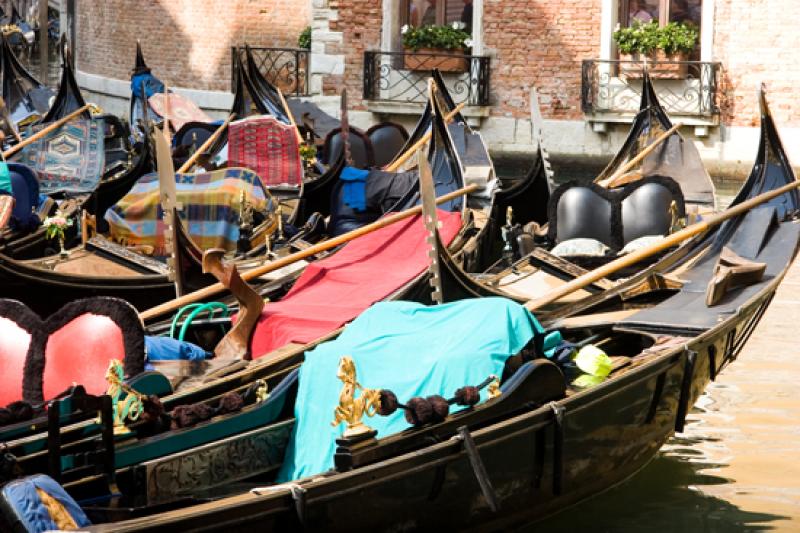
[674,349,697,433]
[456,426,500,513]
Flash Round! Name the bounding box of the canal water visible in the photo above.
[24,48,797,532]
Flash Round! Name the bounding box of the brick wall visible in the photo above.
[76,0,310,92]
[322,0,600,118]
[713,1,800,127]
[483,0,601,121]
[324,0,383,108]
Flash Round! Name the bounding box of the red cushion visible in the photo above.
[0,317,31,405]
[249,210,462,357]
[42,314,126,399]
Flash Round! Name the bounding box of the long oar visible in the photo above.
[596,122,683,188]
[526,178,800,311]
[176,114,235,173]
[276,87,304,145]
[385,102,466,172]
[140,183,480,321]
[2,104,92,158]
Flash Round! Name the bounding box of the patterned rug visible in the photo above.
[15,118,105,194]
[148,93,212,131]
[105,167,273,255]
[227,116,304,187]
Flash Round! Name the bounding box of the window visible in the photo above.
[402,0,473,33]
[620,0,701,28]
[619,0,701,59]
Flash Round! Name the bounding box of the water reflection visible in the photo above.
[530,451,787,532]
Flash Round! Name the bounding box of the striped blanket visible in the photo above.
[228,116,304,187]
[15,118,105,194]
[105,168,272,254]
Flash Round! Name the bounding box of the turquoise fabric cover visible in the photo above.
[277,297,544,481]
[0,162,11,195]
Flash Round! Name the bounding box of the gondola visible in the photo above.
[0,86,491,487]
[4,86,792,532]
[0,77,477,316]
[0,31,52,127]
[40,36,137,185]
[0,35,149,261]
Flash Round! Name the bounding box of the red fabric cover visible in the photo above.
[0,317,30,405]
[42,314,126,399]
[228,116,304,187]
[250,210,462,358]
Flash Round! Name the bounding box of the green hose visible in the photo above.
[169,302,230,341]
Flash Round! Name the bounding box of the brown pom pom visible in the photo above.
[169,405,195,429]
[378,389,398,416]
[217,392,244,414]
[427,395,449,422]
[404,397,432,426]
[454,386,480,406]
[140,395,164,424]
[7,401,33,422]
[191,402,213,422]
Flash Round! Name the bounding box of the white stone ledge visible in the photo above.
[76,70,234,112]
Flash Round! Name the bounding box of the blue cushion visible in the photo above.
[0,474,91,533]
[6,164,40,231]
[340,166,369,211]
[145,336,208,362]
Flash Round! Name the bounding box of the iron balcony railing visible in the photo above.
[232,46,310,97]
[581,59,721,118]
[363,50,490,106]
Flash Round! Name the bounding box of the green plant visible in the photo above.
[613,21,698,55]
[298,26,311,50]
[299,143,317,161]
[401,22,471,51]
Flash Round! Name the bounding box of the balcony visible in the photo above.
[363,50,490,113]
[581,59,721,129]
[232,47,310,97]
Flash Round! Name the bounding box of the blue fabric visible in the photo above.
[7,164,40,231]
[0,474,91,532]
[276,297,544,481]
[131,72,165,100]
[145,336,208,362]
[339,166,369,212]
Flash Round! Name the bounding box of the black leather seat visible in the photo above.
[367,122,408,168]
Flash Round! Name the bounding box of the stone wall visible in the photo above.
[311,0,382,108]
[713,0,800,127]
[75,0,311,92]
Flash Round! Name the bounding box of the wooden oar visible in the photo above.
[2,104,92,158]
[176,114,235,173]
[526,178,800,311]
[140,183,480,321]
[385,102,466,172]
[597,122,683,188]
[163,85,171,143]
[276,87,304,145]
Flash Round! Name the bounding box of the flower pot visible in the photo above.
[619,50,689,79]
[403,47,467,73]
